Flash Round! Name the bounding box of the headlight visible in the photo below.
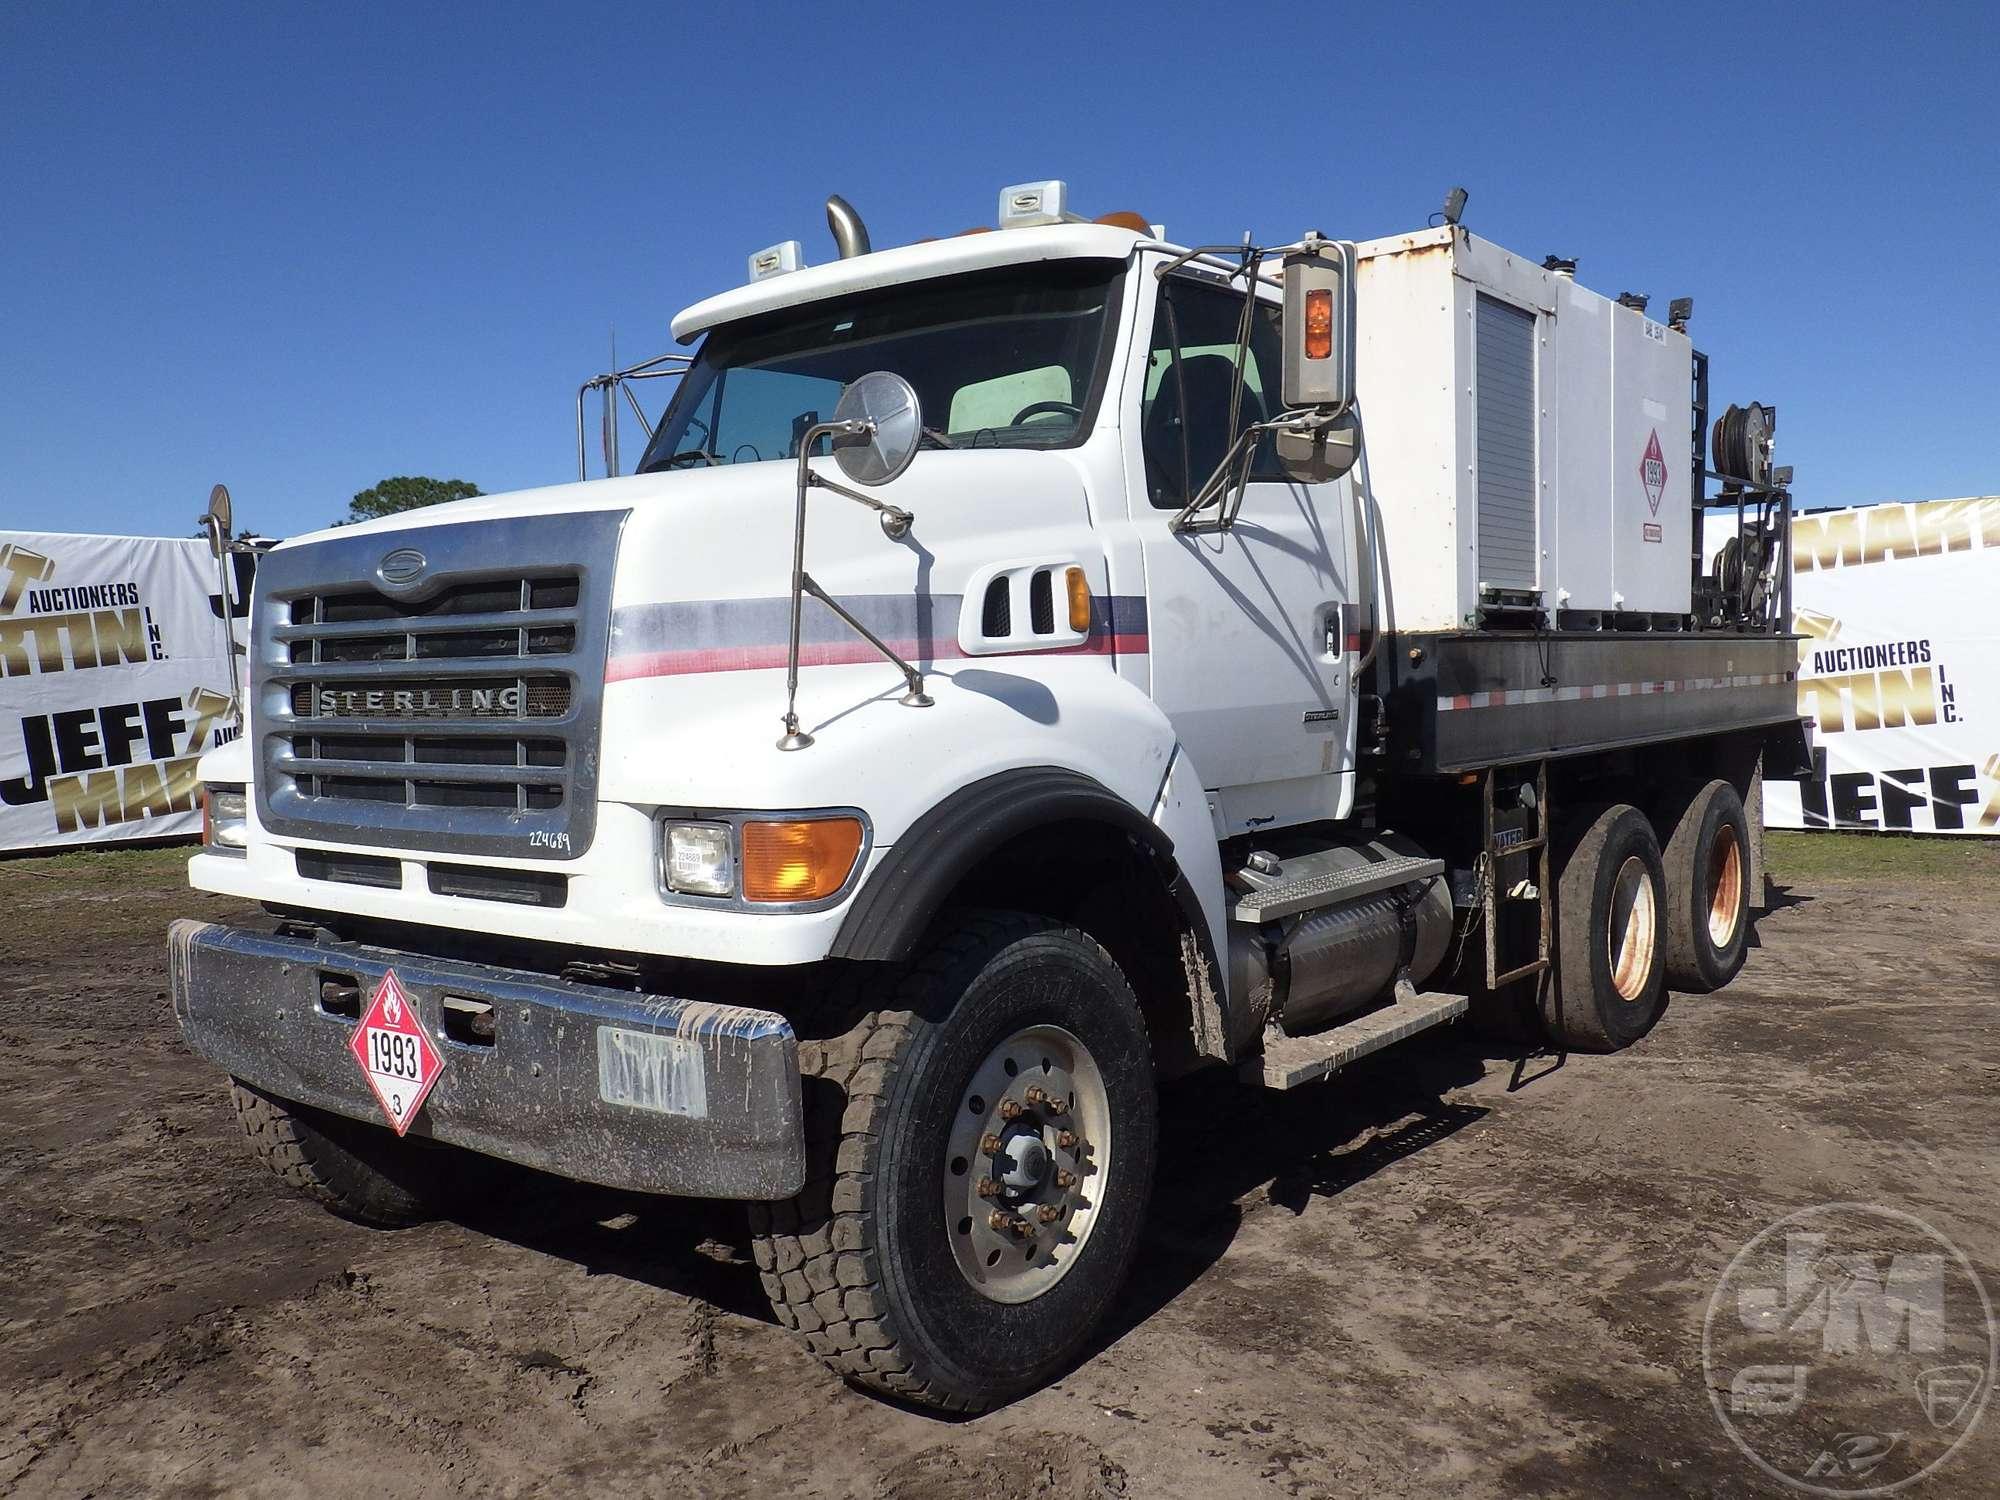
[664,821,735,896]
[203,783,248,852]
[660,815,867,904]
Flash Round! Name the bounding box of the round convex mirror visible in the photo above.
[203,484,233,557]
[831,371,922,487]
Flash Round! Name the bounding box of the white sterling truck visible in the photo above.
[172,182,1808,1411]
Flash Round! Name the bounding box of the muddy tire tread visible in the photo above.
[229,1080,431,1227]
[747,911,1053,1413]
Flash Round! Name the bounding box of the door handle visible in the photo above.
[1319,603,1346,659]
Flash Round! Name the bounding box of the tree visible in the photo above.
[341,476,482,524]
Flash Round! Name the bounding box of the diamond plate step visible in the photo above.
[1231,852,1445,924]
[1241,989,1469,1090]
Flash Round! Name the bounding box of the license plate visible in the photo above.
[596,1026,706,1119]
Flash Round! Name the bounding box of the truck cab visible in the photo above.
[174,182,1806,1411]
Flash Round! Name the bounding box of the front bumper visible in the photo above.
[167,919,804,1198]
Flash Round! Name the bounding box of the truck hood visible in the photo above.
[281,449,1095,617]
[274,470,679,550]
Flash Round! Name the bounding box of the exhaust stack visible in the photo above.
[826,195,871,259]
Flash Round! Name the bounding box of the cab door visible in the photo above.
[1122,266,1355,832]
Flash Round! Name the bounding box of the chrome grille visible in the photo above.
[252,512,626,861]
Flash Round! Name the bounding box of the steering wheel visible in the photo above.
[1010,400,1083,427]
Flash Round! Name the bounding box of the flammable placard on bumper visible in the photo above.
[167,918,804,1198]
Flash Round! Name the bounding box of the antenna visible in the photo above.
[1440,186,1468,226]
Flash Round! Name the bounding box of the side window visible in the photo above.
[1140,277,1286,509]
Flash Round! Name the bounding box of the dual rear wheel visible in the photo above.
[1540,779,1751,1052]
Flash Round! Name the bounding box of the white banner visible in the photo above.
[1720,498,2000,834]
[0,531,247,851]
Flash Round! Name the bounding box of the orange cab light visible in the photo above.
[1065,567,1092,634]
[742,818,865,903]
[1304,288,1334,360]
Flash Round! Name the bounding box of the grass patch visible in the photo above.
[0,840,198,889]
[1765,828,2000,885]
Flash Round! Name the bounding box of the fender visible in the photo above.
[195,736,253,786]
[830,765,1189,963]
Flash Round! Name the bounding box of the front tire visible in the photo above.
[749,911,1158,1412]
[229,1079,444,1227]
[1541,805,1670,1052]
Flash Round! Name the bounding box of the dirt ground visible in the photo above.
[3,836,1997,1499]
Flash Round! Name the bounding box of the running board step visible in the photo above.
[1241,989,1469,1090]
[1232,853,1444,923]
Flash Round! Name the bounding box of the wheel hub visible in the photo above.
[1608,854,1659,1002]
[943,1023,1110,1304]
[1706,825,1744,947]
[995,1128,1049,1193]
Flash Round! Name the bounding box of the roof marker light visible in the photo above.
[747,240,806,282]
[998,180,1081,229]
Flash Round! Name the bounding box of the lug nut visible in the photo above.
[1055,1169,1077,1189]
[998,1099,1024,1121]
[1037,1204,1062,1224]
[1023,1084,1048,1106]
[980,1133,1003,1155]
[975,1178,1001,1199]
[1056,1130,1078,1150]
[987,1209,1013,1232]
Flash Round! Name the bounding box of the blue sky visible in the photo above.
[3,1,1995,539]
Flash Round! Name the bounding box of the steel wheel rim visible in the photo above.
[942,1024,1110,1304]
[1608,855,1658,1002]
[1706,825,1744,948]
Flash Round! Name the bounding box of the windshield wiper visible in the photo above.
[660,449,721,470]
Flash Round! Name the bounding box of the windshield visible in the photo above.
[638,260,1123,474]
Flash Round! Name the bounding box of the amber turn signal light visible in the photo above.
[742,817,865,902]
[1064,567,1091,634]
[1304,288,1333,360]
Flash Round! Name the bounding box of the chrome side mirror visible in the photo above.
[1274,411,1361,484]
[201,483,233,557]
[831,371,922,487]
[777,371,931,750]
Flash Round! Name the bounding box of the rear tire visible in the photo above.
[229,1079,443,1227]
[1541,804,1669,1052]
[1657,779,1751,992]
[748,911,1158,1412]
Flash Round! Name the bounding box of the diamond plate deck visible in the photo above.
[1231,853,1445,924]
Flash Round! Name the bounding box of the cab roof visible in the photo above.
[668,223,1153,343]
